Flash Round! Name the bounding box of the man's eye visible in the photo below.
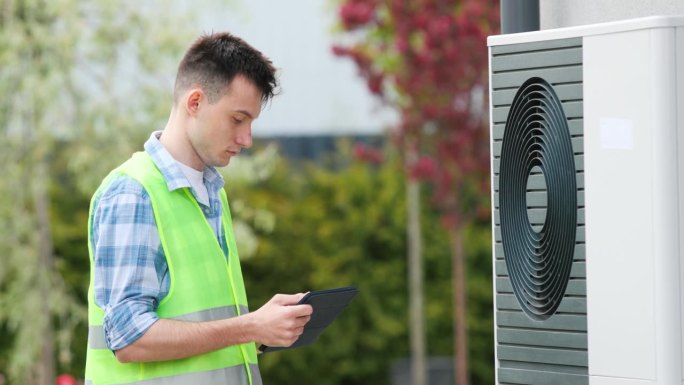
[233,117,244,124]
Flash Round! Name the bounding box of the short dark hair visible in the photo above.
[174,32,278,104]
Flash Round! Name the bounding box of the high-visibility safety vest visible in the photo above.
[85,152,261,385]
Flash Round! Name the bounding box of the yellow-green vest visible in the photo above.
[85,152,260,385]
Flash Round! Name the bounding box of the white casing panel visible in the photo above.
[584,25,681,385]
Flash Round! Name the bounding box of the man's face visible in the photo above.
[189,75,262,168]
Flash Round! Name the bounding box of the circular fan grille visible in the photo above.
[499,77,577,320]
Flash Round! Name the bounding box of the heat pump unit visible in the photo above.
[489,16,684,385]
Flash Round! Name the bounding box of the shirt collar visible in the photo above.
[143,131,225,193]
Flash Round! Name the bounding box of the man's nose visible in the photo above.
[236,126,253,149]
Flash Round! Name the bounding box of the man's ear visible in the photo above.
[184,88,203,116]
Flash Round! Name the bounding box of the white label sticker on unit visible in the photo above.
[600,118,634,150]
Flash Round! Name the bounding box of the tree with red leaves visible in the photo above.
[333,1,499,384]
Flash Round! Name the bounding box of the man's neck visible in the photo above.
[159,112,205,171]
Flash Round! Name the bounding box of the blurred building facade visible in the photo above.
[541,0,684,29]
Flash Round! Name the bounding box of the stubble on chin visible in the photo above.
[213,154,232,168]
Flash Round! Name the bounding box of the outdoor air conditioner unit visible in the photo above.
[489,16,684,385]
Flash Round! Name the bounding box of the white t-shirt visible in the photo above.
[176,161,209,206]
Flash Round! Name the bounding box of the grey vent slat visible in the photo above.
[493,225,585,244]
[492,120,583,140]
[492,66,582,89]
[565,102,583,119]
[498,345,587,366]
[493,83,583,107]
[495,243,588,261]
[492,124,505,140]
[554,83,584,101]
[526,174,546,189]
[492,47,582,72]
[575,155,584,172]
[496,311,587,331]
[526,208,547,224]
[572,137,584,154]
[492,172,585,189]
[571,262,586,278]
[568,120,582,136]
[497,294,587,314]
[497,329,588,350]
[492,101,583,124]
[492,205,585,225]
[498,368,588,385]
[492,175,585,194]
[492,155,584,173]
[494,243,504,259]
[492,140,503,154]
[492,88,517,107]
[499,361,588,377]
[491,37,582,55]
[495,262,586,280]
[525,191,548,206]
[492,107,507,124]
[494,224,585,243]
[496,278,586,296]
[574,244,585,260]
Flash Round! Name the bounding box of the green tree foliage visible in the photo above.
[0,1,196,383]
[227,142,494,385]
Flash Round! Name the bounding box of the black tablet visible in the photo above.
[259,286,358,353]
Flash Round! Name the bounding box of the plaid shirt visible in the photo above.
[90,131,228,351]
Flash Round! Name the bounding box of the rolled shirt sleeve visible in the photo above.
[91,176,169,351]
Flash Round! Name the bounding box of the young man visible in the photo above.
[85,32,312,385]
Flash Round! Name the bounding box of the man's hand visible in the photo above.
[245,293,313,347]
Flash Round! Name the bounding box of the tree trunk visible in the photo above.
[406,140,427,385]
[451,221,469,385]
[34,162,55,385]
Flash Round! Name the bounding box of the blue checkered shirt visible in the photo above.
[90,131,228,351]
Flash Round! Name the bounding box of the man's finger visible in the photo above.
[290,304,313,316]
[272,293,304,306]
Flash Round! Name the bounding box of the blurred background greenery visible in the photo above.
[0,0,496,384]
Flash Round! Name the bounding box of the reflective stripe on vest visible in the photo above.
[85,152,259,385]
[84,364,263,385]
[88,305,249,350]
